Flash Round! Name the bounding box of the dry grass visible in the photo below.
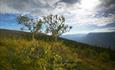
[0,29,115,70]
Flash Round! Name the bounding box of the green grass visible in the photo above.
[0,29,115,70]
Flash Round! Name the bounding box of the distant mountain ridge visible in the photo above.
[62,32,115,50]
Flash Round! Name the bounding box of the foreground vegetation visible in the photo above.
[0,29,115,70]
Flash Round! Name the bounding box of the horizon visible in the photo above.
[0,1,115,69]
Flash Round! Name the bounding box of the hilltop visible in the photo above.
[0,29,115,70]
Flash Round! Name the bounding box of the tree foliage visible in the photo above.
[43,14,72,40]
[17,14,72,40]
[17,15,43,40]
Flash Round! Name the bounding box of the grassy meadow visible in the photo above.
[0,29,115,70]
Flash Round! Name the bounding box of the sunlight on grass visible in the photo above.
[0,29,115,70]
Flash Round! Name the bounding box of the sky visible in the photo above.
[0,0,115,34]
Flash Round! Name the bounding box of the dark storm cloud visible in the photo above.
[59,0,80,4]
[100,0,115,6]
[98,0,115,12]
[95,0,115,18]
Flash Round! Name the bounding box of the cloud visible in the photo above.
[0,0,115,34]
[0,0,80,14]
[59,0,80,4]
[97,0,115,15]
[100,0,115,6]
[0,0,58,14]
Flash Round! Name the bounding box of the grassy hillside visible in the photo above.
[0,29,115,70]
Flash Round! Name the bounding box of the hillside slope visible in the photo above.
[0,29,115,70]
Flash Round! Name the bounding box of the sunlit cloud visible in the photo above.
[0,0,115,34]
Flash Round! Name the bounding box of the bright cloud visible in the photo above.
[0,0,115,34]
